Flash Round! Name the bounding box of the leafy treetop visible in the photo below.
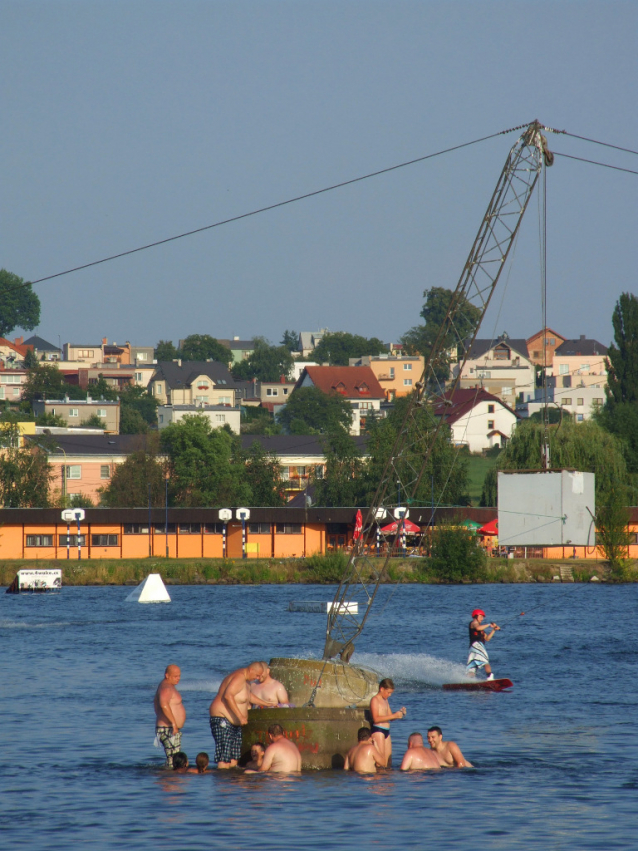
[0,269,41,337]
[312,332,386,366]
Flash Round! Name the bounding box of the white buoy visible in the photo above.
[125,573,171,603]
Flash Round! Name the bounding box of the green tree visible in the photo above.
[277,387,353,435]
[313,430,367,507]
[606,292,638,406]
[154,339,179,361]
[118,385,159,434]
[21,363,71,403]
[68,493,94,508]
[243,443,286,506]
[480,420,629,506]
[160,415,250,506]
[23,348,39,369]
[232,337,294,382]
[179,334,232,365]
[90,377,118,401]
[280,330,299,351]
[35,412,67,427]
[529,407,572,425]
[0,422,52,507]
[429,520,487,582]
[0,269,41,337]
[100,438,166,507]
[400,286,482,359]
[363,396,469,507]
[80,413,107,429]
[240,407,282,435]
[596,482,633,580]
[312,332,386,366]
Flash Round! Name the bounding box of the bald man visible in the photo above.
[209,661,266,768]
[154,665,186,768]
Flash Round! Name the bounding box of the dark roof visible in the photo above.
[434,388,518,424]
[554,337,608,357]
[23,335,61,352]
[240,434,368,457]
[466,335,530,360]
[152,361,237,389]
[26,433,150,456]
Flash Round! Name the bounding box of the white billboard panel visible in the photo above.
[498,470,595,546]
[17,569,62,590]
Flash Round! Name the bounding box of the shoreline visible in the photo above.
[1,556,628,586]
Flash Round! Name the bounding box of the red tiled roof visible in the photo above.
[298,366,385,399]
[433,387,517,424]
[0,338,33,358]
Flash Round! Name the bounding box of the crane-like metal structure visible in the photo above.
[323,120,555,662]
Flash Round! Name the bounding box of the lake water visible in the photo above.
[2,582,636,850]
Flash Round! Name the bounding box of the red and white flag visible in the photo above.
[353,509,363,540]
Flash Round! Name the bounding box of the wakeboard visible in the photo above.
[442,678,513,692]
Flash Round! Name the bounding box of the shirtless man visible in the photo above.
[209,661,265,768]
[344,727,385,774]
[260,724,302,773]
[427,726,473,768]
[154,664,186,768]
[400,732,441,771]
[370,678,406,767]
[250,665,290,707]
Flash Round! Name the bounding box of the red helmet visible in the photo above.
[472,609,485,618]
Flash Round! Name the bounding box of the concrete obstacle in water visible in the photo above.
[125,573,171,603]
[242,706,369,770]
[269,657,379,709]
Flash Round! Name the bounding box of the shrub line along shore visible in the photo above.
[1,555,629,587]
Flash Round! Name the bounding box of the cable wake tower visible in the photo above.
[323,120,554,662]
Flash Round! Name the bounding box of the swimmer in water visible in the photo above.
[427,726,473,768]
[370,678,406,767]
[344,727,385,774]
[172,752,189,772]
[187,752,210,774]
[400,732,441,771]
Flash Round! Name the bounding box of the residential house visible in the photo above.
[210,337,254,366]
[32,398,121,433]
[63,340,107,362]
[552,335,608,390]
[520,385,606,423]
[22,335,62,361]
[158,404,241,434]
[525,328,566,368]
[0,368,28,402]
[453,334,535,406]
[149,361,237,407]
[293,365,385,435]
[434,387,518,453]
[299,329,329,359]
[130,345,155,365]
[0,337,32,368]
[349,354,425,401]
[27,433,149,504]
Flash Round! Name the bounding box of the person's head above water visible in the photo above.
[173,752,188,770]
[195,753,209,772]
[472,609,485,618]
[357,727,372,742]
[408,732,424,748]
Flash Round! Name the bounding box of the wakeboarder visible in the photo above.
[466,608,500,679]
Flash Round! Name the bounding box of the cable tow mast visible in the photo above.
[323,120,554,662]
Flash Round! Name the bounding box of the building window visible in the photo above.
[403,363,412,371]
[204,523,225,534]
[153,523,176,534]
[359,402,372,410]
[218,396,231,405]
[97,408,107,418]
[195,395,209,403]
[579,364,590,373]
[179,523,201,534]
[26,535,54,547]
[389,368,395,379]
[550,338,555,346]
[477,371,491,379]
[249,523,271,534]
[533,350,540,358]
[78,350,95,358]
[488,420,495,429]
[562,398,572,406]
[577,398,584,407]
[158,414,164,424]
[66,465,81,479]
[576,414,584,422]
[559,364,569,375]
[137,352,148,361]
[91,534,119,547]
[403,379,412,386]
[502,387,513,395]
[135,372,143,382]
[276,523,302,535]
[215,414,226,422]
[266,388,278,396]
[0,374,22,384]
[69,408,79,418]
[593,398,604,407]
[155,384,163,395]
[283,388,289,395]
[488,404,495,413]
[124,524,150,534]
[100,465,110,479]
[59,535,86,546]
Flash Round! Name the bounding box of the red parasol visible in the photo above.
[478,519,498,535]
[380,519,421,534]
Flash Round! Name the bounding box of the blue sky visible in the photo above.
[1,1,636,350]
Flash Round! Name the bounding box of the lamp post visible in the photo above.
[165,473,169,559]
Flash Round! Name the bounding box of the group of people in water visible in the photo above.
[153,606,497,772]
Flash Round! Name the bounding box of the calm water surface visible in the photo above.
[2,582,636,850]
